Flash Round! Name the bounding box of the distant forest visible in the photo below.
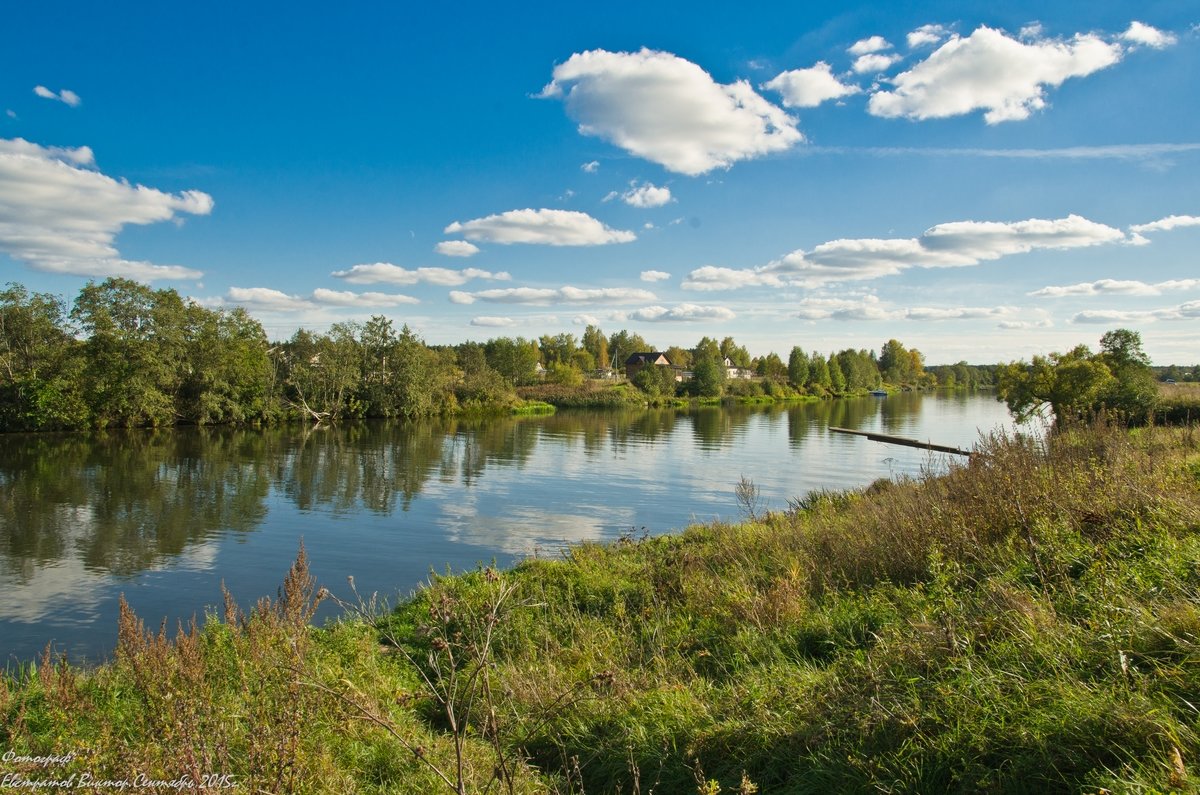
[2,278,999,432]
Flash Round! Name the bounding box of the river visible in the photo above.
[0,392,1020,665]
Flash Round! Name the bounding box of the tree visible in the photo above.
[807,355,832,392]
[665,345,692,369]
[1097,328,1157,422]
[755,352,787,382]
[998,330,1160,426]
[582,324,609,369]
[71,278,185,427]
[787,346,809,388]
[484,337,540,385]
[1099,329,1152,368]
[691,357,725,397]
[827,354,846,392]
[539,333,578,367]
[607,329,650,370]
[632,362,675,397]
[182,305,270,424]
[692,336,722,365]
[0,283,86,430]
[720,336,751,368]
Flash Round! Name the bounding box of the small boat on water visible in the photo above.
[870,389,888,396]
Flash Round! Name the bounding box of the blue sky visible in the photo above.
[2,1,1197,363]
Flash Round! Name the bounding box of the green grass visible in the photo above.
[3,420,1199,793]
[511,400,556,415]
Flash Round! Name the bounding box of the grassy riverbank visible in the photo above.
[2,422,1199,793]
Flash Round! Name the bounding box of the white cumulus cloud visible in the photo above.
[762,62,862,108]
[311,289,420,307]
[33,86,81,107]
[624,303,736,322]
[449,286,657,306]
[868,25,1124,123]
[619,182,672,208]
[849,36,893,56]
[685,214,1128,290]
[581,160,600,173]
[853,53,903,74]
[226,287,315,311]
[0,137,212,281]
[331,263,509,286]
[445,208,635,245]
[640,270,671,282]
[1120,21,1176,49]
[434,240,481,257]
[470,316,516,328]
[1070,306,1191,324]
[1030,278,1200,297]
[540,48,802,175]
[907,24,950,49]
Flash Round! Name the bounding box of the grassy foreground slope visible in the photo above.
[3,422,1199,793]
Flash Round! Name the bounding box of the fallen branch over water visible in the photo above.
[829,425,974,456]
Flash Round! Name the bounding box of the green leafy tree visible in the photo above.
[787,346,810,389]
[0,283,87,430]
[665,345,692,369]
[690,357,725,397]
[454,342,513,406]
[692,336,722,365]
[755,352,787,382]
[997,344,1115,423]
[607,329,651,371]
[182,306,270,424]
[1097,328,1158,422]
[720,336,751,368]
[632,363,676,397]
[827,354,846,392]
[807,355,832,392]
[581,324,609,369]
[71,278,185,427]
[484,337,540,385]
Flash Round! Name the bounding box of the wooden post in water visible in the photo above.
[829,427,973,457]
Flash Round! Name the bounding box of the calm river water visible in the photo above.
[0,392,1018,665]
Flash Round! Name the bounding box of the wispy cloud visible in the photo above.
[33,85,81,107]
[640,270,671,282]
[1129,214,1200,233]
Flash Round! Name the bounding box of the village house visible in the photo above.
[624,352,672,380]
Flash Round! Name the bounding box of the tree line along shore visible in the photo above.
[2,278,1000,433]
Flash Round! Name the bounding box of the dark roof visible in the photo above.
[624,351,671,366]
